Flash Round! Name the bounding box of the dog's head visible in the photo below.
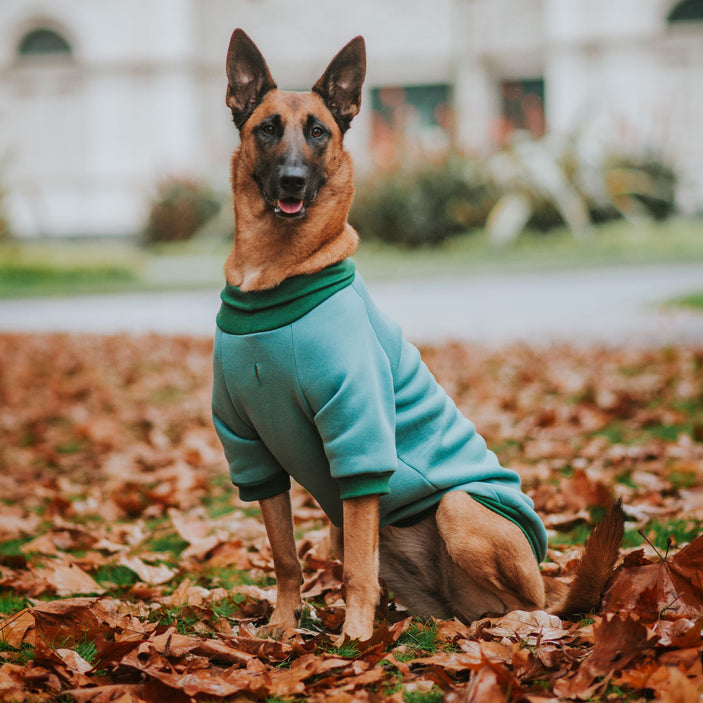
[225,29,365,221]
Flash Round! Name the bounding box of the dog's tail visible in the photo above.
[548,499,625,618]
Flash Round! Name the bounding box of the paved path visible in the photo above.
[0,263,701,346]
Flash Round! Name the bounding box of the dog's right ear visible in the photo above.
[312,36,366,134]
[226,29,277,130]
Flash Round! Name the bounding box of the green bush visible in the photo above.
[351,138,679,247]
[143,177,220,244]
[350,159,497,247]
[604,153,677,220]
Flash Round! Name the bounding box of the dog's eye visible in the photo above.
[310,126,325,139]
[261,124,276,136]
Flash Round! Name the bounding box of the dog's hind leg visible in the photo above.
[435,490,545,622]
[258,492,303,634]
[380,491,545,623]
[379,517,456,620]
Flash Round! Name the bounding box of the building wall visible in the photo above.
[0,0,701,238]
[0,0,204,237]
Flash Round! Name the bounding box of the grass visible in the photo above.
[552,516,702,551]
[0,240,141,297]
[670,290,703,310]
[1,218,702,298]
[0,593,28,615]
[395,621,439,655]
[354,217,703,281]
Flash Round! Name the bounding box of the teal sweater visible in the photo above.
[212,260,547,561]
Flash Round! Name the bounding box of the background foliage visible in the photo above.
[351,135,679,247]
[143,177,221,245]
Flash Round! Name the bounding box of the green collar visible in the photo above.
[217,259,356,335]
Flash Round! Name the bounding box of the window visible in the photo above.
[667,0,703,22]
[494,78,545,145]
[17,28,72,57]
[370,84,452,167]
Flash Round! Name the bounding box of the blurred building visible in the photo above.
[0,0,701,237]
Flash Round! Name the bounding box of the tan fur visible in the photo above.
[338,495,380,641]
[258,492,302,634]
[225,90,359,292]
[379,492,545,623]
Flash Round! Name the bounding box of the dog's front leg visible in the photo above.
[339,494,380,642]
[259,492,302,633]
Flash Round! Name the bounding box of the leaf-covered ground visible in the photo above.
[1,333,702,702]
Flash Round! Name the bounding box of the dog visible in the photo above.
[211,29,624,642]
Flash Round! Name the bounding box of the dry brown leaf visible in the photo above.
[44,562,105,596]
[604,535,703,621]
[0,608,34,648]
[118,556,176,585]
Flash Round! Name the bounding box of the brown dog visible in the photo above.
[213,29,624,642]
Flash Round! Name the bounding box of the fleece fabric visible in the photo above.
[212,261,547,561]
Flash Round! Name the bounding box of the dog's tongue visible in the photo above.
[278,198,304,215]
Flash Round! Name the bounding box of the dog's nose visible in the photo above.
[279,167,307,194]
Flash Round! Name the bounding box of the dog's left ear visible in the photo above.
[312,36,366,134]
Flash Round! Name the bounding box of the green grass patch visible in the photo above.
[211,596,247,620]
[403,687,445,703]
[148,604,203,635]
[2,218,703,298]
[593,417,701,446]
[93,564,140,589]
[74,636,98,664]
[669,290,703,310]
[197,565,275,591]
[0,592,28,615]
[624,518,702,551]
[320,640,360,659]
[354,218,703,281]
[396,621,439,655]
[140,517,189,557]
[0,241,140,297]
[0,641,35,664]
[0,538,32,557]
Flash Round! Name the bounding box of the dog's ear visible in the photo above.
[312,36,366,134]
[226,29,277,130]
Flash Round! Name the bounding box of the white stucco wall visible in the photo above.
[0,0,701,237]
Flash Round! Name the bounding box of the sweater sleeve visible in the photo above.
[212,332,291,501]
[292,289,397,500]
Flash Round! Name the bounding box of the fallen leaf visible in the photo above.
[118,556,176,585]
[604,535,703,621]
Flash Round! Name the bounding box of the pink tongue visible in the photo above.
[278,199,303,215]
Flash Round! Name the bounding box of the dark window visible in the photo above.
[18,28,72,57]
[369,84,453,166]
[668,0,703,22]
[496,78,545,143]
[371,84,452,131]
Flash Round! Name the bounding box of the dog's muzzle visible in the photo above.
[274,166,310,219]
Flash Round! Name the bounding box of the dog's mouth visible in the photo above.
[274,198,306,218]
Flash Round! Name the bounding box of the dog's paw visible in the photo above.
[337,622,373,644]
[257,606,301,639]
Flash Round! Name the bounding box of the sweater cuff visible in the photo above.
[235,473,292,502]
[337,472,393,500]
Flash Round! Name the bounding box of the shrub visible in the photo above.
[143,177,220,244]
[603,152,677,220]
[350,159,497,247]
[352,136,679,247]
